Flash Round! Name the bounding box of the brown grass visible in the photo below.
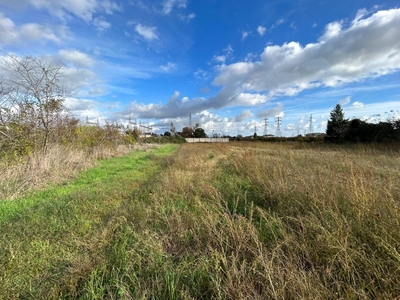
[1,141,400,299]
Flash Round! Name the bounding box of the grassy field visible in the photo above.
[1,142,400,299]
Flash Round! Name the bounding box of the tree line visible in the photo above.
[326,104,400,143]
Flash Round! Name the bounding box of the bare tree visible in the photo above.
[0,55,69,155]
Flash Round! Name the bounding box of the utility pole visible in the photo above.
[263,118,268,136]
[275,116,282,137]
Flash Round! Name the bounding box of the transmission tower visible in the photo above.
[309,114,313,134]
[275,116,282,137]
[263,118,268,136]
[170,122,176,136]
[189,113,192,129]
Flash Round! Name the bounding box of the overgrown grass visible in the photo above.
[0,144,178,299]
[1,142,399,299]
[0,143,157,200]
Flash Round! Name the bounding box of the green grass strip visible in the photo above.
[0,144,178,224]
[0,144,179,299]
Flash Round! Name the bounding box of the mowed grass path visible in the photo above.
[0,144,178,299]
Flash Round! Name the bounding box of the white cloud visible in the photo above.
[213,55,226,63]
[21,23,61,43]
[160,62,176,72]
[319,21,342,42]
[236,93,269,106]
[0,13,18,44]
[193,69,210,81]
[186,13,196,21]
[270,17,284,30]
[241,31,251,41]
[0,13,64,45]
[339,96,351,105]
[214,9,400,99]
[93,17,111,31]
[135,23,159,40]
[60,67,97,92]
[101,0,122,15]
[162,0,187,15]
[352,101,364,109]
[65,97,98,111]
[352,8,369,25]
[257,26,266,36]
[59,49,94,68]
[224,44,234,54]
[21,0,121,22]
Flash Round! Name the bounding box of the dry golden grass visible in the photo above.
[1,141,400,299]
[136,142,400,299]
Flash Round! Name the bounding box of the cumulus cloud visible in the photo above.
[214,9,400,98]
[113,8,400,123]
[0,13,18,44]
[64,97,98,111]
[58,49,94,68]
[60,67,97,92]
[0,13,63,45]
[135,23,159,40]
[257,26,266,36]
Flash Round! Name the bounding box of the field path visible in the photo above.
[0,144,178,299]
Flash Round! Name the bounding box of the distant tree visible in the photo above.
[181,126,194,138]
[164,131,171,137]
[194,127,206,138]
[326,104,348,140]
[253,132,258,139]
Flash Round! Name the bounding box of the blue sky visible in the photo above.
[0,0,399,136]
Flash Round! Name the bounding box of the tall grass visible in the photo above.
[1,142,399,299]
[0,143,156,200]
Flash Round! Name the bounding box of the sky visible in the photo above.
[0,0,399,137]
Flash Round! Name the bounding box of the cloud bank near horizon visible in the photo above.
[121,8,400,119]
